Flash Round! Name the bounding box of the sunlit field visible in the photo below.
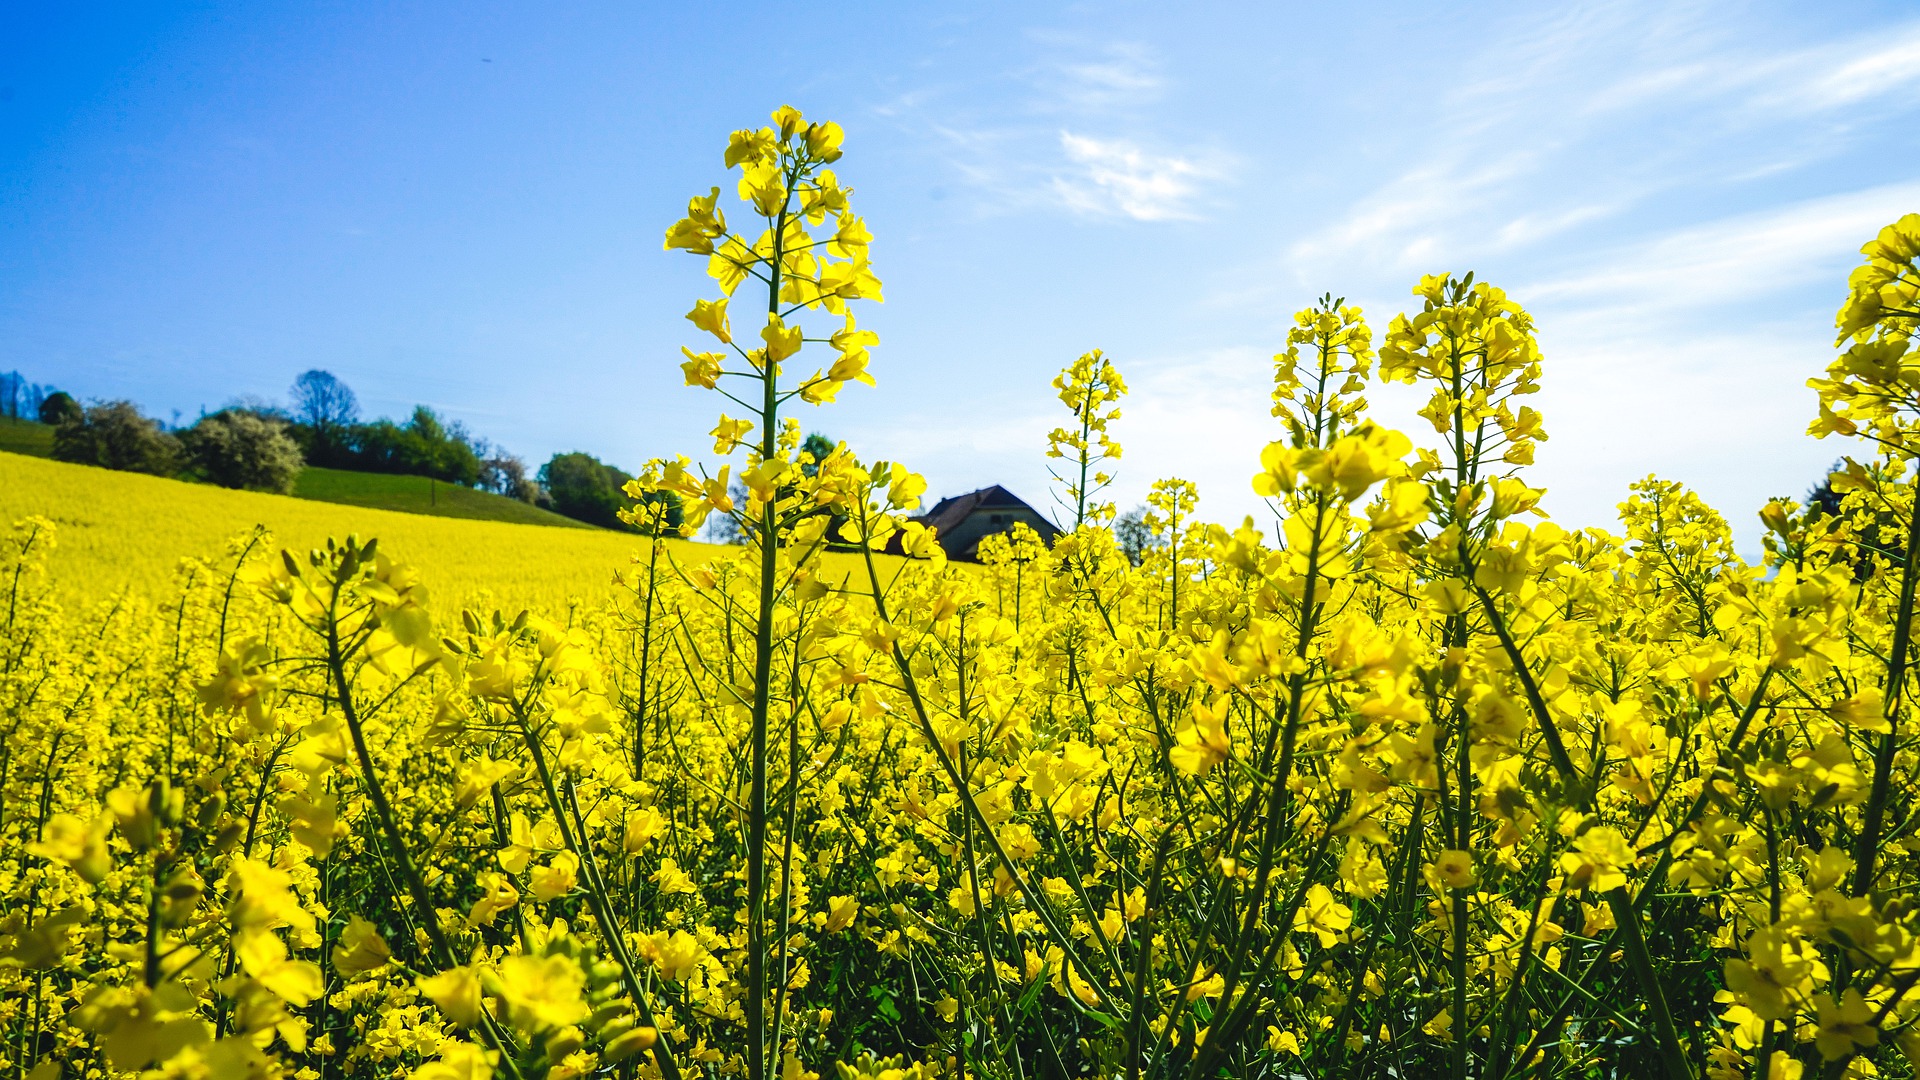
[8,107,1920,1080]
[0,451,678,612]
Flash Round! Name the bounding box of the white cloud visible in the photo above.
[1588,20,1920,117]
[1029,37,1165,112]
[1279,7,1920,292]
[1524,181,1920,315]
[1107,346,1275,522]
[1052,132,1214,221]
[1797,30,1920,110]
[872,34,1227,222]
[1484,184,1920,549]
[1286,154,1545,272]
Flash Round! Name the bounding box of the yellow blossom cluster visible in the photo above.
[7,109,1920,1080]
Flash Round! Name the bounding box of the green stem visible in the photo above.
[322,572,524,1080]
[1853,475,1920,896]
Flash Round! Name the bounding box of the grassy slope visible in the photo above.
[1,452,694,610]
[1,418,596,530]
[0,417,53,457]
[0,452,910,611]
[293,465,595,529]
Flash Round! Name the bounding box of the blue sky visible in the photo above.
[4,1,1919,551]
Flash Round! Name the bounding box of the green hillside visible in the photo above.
[0,419,600,530]
[0,417,53,457]
[291,465,598,529]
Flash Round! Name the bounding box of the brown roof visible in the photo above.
[885,486,1060,560]
[919,485,1041,532]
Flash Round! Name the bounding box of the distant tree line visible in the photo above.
[0,371,60,421]
[5,368,694,535]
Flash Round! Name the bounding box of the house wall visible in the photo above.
[942,505,1057,558]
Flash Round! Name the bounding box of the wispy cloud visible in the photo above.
[1795,29,1920,110]
[1040,40,1164,112]
[1526,182,1920,315]
[1280,6,1920,289]
[1051,132,1214,221]
[1584,18,1920,117]
[871,33,1228,222]
[1285,154,1555,272]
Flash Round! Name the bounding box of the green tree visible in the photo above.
[50,400,183,476]
[800,432,835,476]
[540,452,637,530]
[352,406,482,485]
[37,391,80,427]
[289,369,360,463]
[1114,504,1154,565]
[183,410,305,493]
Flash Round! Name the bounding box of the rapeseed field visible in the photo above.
[7,107,1920,1080]
[0,451,672,612]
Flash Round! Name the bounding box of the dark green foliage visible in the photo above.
[51,400,183,476]
[286,370,479,486]
[36,391,79,427]
[540,452,640,531]
[801,432,836,477]
[348,407,483,486]
[1114,505,1154,566]
[183,410,305,493]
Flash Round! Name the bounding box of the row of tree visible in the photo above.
[285,371,680,531]
[45,396,310,495]
[285,370,510,491]
[9,368,711,534]
[1,371,67,421]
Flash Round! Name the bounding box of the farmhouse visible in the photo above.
[914,485,1061,562]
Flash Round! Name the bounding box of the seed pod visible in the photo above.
[213,821,245,854]
[147,779,174,826]
[195,793,227,831]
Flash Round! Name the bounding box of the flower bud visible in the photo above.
[544,1025,584,1060]
[158,866,205,929]
[76,847,112,885]
[603,1026,658,1063]
[589,1002,632,1029]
